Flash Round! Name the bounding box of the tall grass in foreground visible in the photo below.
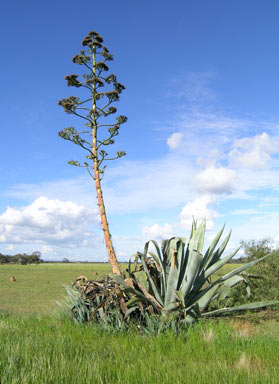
[0,313,279,383]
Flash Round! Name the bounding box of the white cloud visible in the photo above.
[142,223,176,241]
[41,245,56,255]
[179,195,219,230]
[0,197,99,248]
[229,132,279,169]
[5,244,15,251]
[194,167,236,194]
[167,132,184,150]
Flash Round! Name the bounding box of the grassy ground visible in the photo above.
[0,263,123,314]
[1,312,279,383]
[1,262,279,383]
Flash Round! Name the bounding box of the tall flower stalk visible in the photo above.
[58,31,127,275]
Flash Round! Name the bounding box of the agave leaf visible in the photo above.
[148,239,167,294]
[189,246,239,300]
[124,306,138,318]
[199,224,225,272]
[204,246,241,279]
[218,285,232,301]
[185,303,200,324]
[163,301,180,312]
[148,251,162,272]
[135,279,163,310]
[191,283,220,313]
[220,254,271,282]
[189,218,197,240]
[176,238,186,274]
[175,290,185,307]
[110,273,155,304]
[202,300,279,317]
[192,253,271,307]
[140,244,163,306]
[188,255,269,305]
[215,275,245,301]
[205,230,232,270]
[196,220,206,253]
[134,270,149,291]
[148,239,164,268]
[125,287,161,310]
[128,253,139,276]
[178,243,190,288]
[126,296,143,307]
[164,241,182,307]
[149,251,166,297]
[189,219,206,253]
[110,274,129,288]
[224,274,246,288]
[162,237,176,264]
[161,239,169,254]
[181,250,203,301]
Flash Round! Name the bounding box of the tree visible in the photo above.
[240,238,279,302]
[240,238,272,262]
[58,30,127,275]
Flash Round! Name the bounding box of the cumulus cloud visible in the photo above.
[179,195,219,230]
[41,245,56,255]
[193,167,236,194]
[167,132,184,150]
[0,197,99,248]
[142,223,177,241]
[229,132,279,169]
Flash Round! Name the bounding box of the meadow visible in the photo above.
[0,263,114,314]
[1,263,279,383]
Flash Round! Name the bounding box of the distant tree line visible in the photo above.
[0,251,42,265]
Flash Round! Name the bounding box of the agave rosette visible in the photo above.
[112,219,279,323]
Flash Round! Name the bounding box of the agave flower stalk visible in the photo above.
[58,31,127,275]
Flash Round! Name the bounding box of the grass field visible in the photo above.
[1,262,279,383]
[0,263,121,314]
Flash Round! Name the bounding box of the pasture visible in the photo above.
[0,263,119,314]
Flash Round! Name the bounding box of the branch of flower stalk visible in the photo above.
[73,111,92,123]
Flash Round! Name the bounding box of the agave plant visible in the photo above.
[112,219,279,323]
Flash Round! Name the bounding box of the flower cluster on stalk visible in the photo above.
[58,30,128,178]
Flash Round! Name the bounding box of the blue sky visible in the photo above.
[1,0,279,261]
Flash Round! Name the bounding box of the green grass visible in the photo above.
[1,262,279,383]
[0,263,124,314]
[0,313,279,383]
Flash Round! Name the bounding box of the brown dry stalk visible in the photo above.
[93,161,120,275]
